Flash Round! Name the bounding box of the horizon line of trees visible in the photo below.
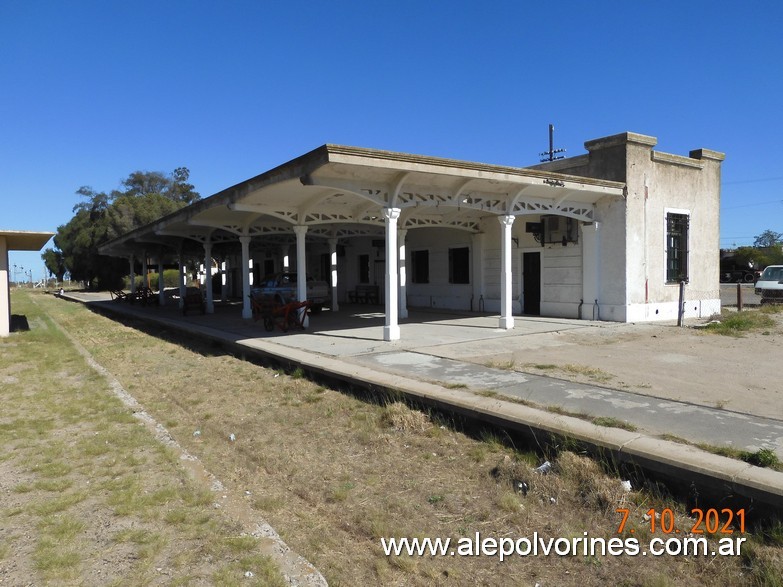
[42,168,200,289]
[726,229,783,269]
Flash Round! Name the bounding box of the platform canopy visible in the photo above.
[98,145,625,340]
[1,230,55,337]
[98,144,625,258]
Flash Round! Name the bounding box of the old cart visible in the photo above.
[250,293,311,332]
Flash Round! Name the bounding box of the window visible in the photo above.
[666,212,689,283]
[411,250,429,284]
[449,247,470,284]
[358,254,370,284]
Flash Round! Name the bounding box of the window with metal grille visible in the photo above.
[666,213,689,283]
[411,250,429,283]
[448,247,470,284]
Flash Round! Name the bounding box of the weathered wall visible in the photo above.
[533,132,723,322]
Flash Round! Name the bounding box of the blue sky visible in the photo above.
[2,1,782,281]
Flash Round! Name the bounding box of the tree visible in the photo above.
[753,229,783,249]
[72,186,110,217]
[106,192,183,240]
[41,248,66,283]
[50,167,200,289]
[168,167,199,205]
[116,167,199,204]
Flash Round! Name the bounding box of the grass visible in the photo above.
[5,289,783,586]
[0,290,287,585]
[546,405,638,432]
[662,435,782,472]
[703,308,779,336]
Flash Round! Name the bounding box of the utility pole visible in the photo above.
[539,124,566,162]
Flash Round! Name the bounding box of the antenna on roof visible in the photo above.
[539,124,566,162]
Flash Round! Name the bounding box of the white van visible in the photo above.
[754,265,783,304]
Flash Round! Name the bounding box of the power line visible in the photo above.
[722,199,783,210]
[722,176,783,186]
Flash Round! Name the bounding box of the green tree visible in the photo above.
[753,229,783,249]
[106,193,183,240]
[117,167,199,204]
[41,248,66,283]
[50,168,200,289]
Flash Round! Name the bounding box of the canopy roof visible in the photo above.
[99,144,625,258]
[0,230,54,250]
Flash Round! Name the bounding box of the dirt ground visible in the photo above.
[3,292,782,586]
[454,313,783,422]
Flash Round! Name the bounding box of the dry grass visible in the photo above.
[0,290,286,585]
[4,289,782,586]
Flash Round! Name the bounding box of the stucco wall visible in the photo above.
[533,132,723,322]
[405,228,475,311]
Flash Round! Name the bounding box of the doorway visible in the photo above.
[523,252,541,315]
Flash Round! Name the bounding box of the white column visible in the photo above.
[397,228,408,319]
[293,225,309,328]
[328,237,339,312]
[383,208,401,341]
[204,241,214,314]
[239,236,252,319]
[129,254,136,296]
[499,215,515,329]
[157,257,166,306]
[1,236,9,337]
[177,249,186,309]
[582,221,601,320]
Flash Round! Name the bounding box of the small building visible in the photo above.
[1,230,55,337]
[99,132,724,340]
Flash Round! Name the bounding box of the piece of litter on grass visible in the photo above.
[229,433,236,442]
[620,480,632,492]
[549,496,557,504]
[535,461,552,474]
[244,571,254,578]
[274,373,280,378]
[193,430,201,437]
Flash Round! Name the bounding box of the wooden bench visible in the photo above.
[109,289,129,302]
[348,284,379,304]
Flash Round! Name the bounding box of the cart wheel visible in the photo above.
[264,317,274,332]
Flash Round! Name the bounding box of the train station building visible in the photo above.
[99,131,724,341]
